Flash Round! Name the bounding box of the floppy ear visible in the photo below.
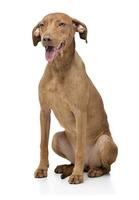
[72,18,88,43]
[32,22,41,46]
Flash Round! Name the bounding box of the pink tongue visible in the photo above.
[45,48,57,62]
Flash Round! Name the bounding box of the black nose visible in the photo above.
[43,36,52,43]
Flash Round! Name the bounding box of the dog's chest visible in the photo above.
[46,78,71,110]
[46,77,72,105]
[45,78,76,130]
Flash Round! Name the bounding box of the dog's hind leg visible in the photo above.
[52,131,75,178]
[87,134,118,178]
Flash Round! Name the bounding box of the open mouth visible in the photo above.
[45,42,65,62]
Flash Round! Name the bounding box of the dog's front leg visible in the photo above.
[34,108,51,178]
[68,111,87,184]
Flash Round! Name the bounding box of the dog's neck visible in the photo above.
[48,39,75,74]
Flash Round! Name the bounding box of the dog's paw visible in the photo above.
[88,167,110,178]
[68,174,83,184]
[34,168,48,178]
[88,168,103,177]
[54,164,67,174]
[54,164,74,179]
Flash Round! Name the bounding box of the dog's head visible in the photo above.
[32,13,87,62]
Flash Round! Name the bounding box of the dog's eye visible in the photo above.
[39,23,44,27]
[59,22,66,27]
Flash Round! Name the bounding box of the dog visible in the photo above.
[32,12,118,184]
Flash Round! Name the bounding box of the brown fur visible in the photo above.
[32,13,118,184]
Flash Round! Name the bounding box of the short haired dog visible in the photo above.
[32,13,118,184]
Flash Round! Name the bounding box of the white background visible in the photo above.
[0,0,139,199]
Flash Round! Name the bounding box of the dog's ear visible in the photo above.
[32,22,41,46]
[72,18,88,43]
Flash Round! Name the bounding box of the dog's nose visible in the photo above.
[43,36,52,43]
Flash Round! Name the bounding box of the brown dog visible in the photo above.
[32,13,118,184]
